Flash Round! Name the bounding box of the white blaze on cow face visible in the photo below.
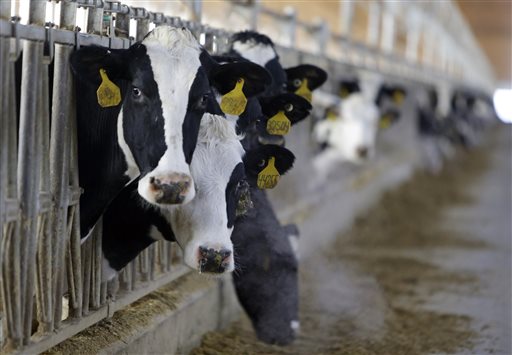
[136,27,203,206]
[170,114,245,274]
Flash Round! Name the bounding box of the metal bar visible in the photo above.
[87,7,104,35]
[49,43,74,330]
[114,10,130,39]
[135,18,149,42]
[60,1,78,31]
[17,38,44,345]
[367,2,380,47]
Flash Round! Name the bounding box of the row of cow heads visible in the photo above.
[313,77,407,165]
[72,26,302,275]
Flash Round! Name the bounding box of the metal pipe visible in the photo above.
[114,11,130,39]
[87,7,104,35]
[60,1,78,31]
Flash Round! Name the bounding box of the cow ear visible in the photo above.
[244,144,295,178]
[259,93,312,127]
[285,64,327,92]
[209,62,272,98]
[70,46,130,87]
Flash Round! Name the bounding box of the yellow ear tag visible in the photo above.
[266,111,291,135]
[220,78,247,116]
[257,157,280,189]
[393,91,405,105]
[327,109,337,121]
[379,114,392,129]
[97,68,121,108]
[339,87,349,98]
[295,78,312,102]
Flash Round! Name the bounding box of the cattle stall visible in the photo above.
[0,0,494,353]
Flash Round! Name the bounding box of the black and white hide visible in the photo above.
[70,26,266,241]
[230,145,299,346]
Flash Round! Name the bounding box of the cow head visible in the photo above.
[255,93,313,146]
[229,31,287,95]
[71,27,268,210]
[284,64,328,102]
[314,93,379,164]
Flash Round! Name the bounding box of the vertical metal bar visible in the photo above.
[250,0,260,30]
[136,18,149,42]
[366,1,380,47]
[115,12,130,39]
[87,7,104,35]
[81,237,92,315]
[340,1,354,38]
[66,205,83,318]
[18,38,44,344]
[50,43,75,329]
[380,9,395,53]
[60,1,77,31]
[33,52,52,335]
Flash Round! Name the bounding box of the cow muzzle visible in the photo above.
[139,172,195,205]
[198,246,232,274]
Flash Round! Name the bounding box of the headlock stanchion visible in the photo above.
[0,0,495,353]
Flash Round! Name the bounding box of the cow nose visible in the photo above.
[149,173,192,204]
[357,146,369,158]
[198,246,232,273]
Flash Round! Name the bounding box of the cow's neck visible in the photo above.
[76,82,131,239]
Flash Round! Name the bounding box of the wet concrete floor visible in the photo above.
[192,127,511,355]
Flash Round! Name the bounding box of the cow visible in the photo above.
[70,26,268,240]
[312,79,403,174]
[101,114,296,277]
[284,64,328,103]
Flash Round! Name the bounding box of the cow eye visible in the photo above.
[201,93,209,104]
[284,103,293,112]
[258,159,266,168]
[293,79,302,87]
[132,87,142,98]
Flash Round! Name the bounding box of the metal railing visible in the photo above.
[0,0,494,353]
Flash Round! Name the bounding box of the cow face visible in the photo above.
[314,94,379,164]
[255,93,313,146]
[284,64,328,102]
[230,31,287,95]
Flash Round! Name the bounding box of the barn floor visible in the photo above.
[192,126,512,355]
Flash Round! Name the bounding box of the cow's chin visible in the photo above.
[182,240,235,276]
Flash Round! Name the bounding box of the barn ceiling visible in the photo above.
[456,0,512,84]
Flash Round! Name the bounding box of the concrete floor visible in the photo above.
[193,126,511,355]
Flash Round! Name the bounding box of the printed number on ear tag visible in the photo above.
[267,111,291,135]
[97,68,121,108]
[257,157,280,189]
[220,78,247,116]
[379,114,392,129]
[393,91,405,105]
[295,78,312,103]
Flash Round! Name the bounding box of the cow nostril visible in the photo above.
[220,249,231,259]
[357,146,369,158]
[149,176,155,184]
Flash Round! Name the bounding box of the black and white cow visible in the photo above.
[101,114,296,277]
[70,26,267,240]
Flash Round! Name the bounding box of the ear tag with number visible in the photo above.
[379,114,392,129]
[257,157,280,189]
[266,111,291,135]
[295,78,312,102]
[220,78,247,116]
[97,68,121,108]
[393,90,405,105]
